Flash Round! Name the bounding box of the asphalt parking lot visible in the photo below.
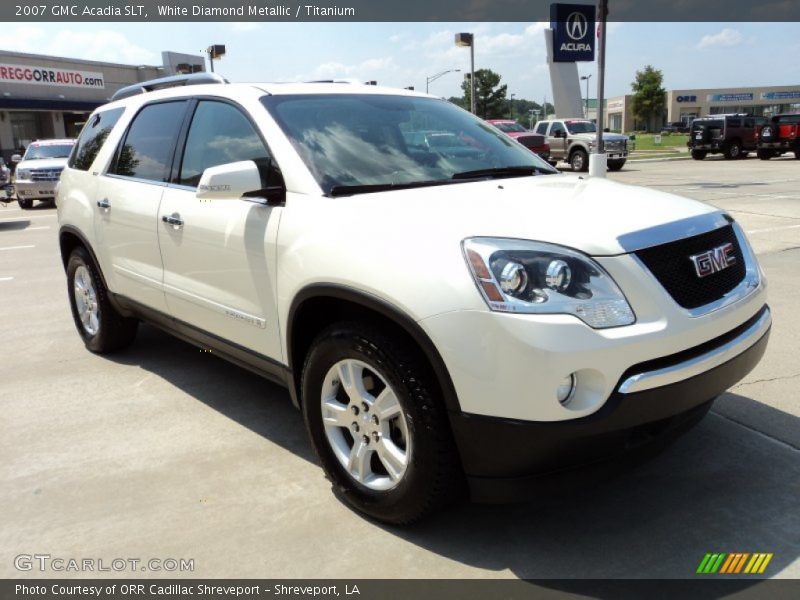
[1,156,798,580]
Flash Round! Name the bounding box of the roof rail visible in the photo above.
[110,72,228,102]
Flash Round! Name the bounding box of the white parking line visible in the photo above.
[25,226,51,231]
[0,276,13,281]
[0,245,35,251]
[746,224,800,235]
[0,214,56,222]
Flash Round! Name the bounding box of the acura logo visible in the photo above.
[689,243,737,278]
[566,12,588,40]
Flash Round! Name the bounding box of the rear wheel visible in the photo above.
[67,246,138,353]
[691,150,707,160]
[569,148,589,172]
[794,151,800,160]
[757,149,772,160]
[17,197,32,209]
[301,323,463,524]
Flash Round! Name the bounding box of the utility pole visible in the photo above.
[589,0,609,177]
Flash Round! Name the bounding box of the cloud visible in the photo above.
[3,27,157,64]
[696,28,743,50]
[230,23,260,32]
[313,57,395,79]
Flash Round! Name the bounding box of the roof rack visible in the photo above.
[110,72,228,102]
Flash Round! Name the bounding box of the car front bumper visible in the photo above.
[16,180,58,199]
[450,305,771,501]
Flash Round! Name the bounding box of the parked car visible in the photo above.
[755,113,800,160]
[12,139,76,208]
[57,74,770,524]
[661,122,690,134]
[688,114,766,160]
[486,119,551,161]
[535,118,628,171]
[0,157,10,185]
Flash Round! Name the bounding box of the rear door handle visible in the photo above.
[96,198,111,209]
[162,213,184,229]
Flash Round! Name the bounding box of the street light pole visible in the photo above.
[590,0,609,178]
[581,74,592,119]
[510,93,515,119]
[425,69,460,94]
[455,33,476,114]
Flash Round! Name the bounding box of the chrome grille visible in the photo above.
[30,168,63,182]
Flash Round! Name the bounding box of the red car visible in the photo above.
[486,119,551,161]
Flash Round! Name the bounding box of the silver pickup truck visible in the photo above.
[535,118,628,172]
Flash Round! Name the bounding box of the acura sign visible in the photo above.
[551,3,596,62]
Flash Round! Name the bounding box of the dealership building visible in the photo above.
[0,49,205,162]
[605,84,800,132]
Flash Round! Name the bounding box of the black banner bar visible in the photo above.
[3,580,800,600]
[5,0,800,22]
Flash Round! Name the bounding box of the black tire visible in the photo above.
[691,150,707,161]
[757,149,772,161]
[66,246,138,353]
[794,151,800,160]
[301,322,464,524]
[724,140,741,160]
[569,148,589,172]
[17,197,33,209]
[607,160,625,172]
[547,160,559,168]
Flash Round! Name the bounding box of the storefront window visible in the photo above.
[10,112,54,151]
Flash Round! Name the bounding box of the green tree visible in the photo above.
[630,65,666,132]
[460,69,508,119]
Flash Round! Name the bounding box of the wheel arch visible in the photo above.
[59,225,115,303]
[286,284,461,414]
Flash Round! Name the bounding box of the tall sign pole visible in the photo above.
[590,0,609,177]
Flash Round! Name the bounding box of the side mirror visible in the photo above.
[11,154,22,163]
[196,160,284,206]
[554,130,564,138]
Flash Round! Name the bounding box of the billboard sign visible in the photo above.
[761,90,800,100]
[0,63,105,89]
[707,93,753,102]
[550,3,596,62]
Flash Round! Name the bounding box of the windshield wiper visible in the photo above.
[451,165,550,180]
[328,179,462,197]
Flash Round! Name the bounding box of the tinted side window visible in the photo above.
[727,118,741,128]
[535,122,548,135]
[179,100,278,188]
[69,108,124,171]
[550,122,566,136]
[111,101,187,182]
[744,118,754,128]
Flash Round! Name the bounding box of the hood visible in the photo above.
[571,132,628,143]
[328,174,714,257]
[17,157,69,170]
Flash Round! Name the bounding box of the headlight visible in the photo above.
[463,237,636,329]
[17,169,30,180]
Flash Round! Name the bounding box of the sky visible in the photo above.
[3,22,800,101]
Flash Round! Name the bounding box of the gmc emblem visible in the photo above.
[689,243,737,278]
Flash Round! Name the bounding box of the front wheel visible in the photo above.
[17,197,32,209]
[724,141,741,160]
[607,160,626,172]
[757,149,772,160]
[67,246,138,353]
[301,323,463,524]
[569,148,589,172]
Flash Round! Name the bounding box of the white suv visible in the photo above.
[13,138,76,208]
[57,74,771,524]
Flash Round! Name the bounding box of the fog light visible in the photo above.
[557,373,576,405]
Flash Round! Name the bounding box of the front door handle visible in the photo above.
[162,213,184,230]
[96,198,111,209]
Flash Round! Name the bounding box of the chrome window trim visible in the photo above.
[619,306,771,395]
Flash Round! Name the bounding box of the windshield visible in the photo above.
[493,122,527,133]
[565,121,596,134]
[23,143,74,160]
[262,94,556,195]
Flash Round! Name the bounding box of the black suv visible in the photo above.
[756,113,800,160]
[688,114,767,160]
